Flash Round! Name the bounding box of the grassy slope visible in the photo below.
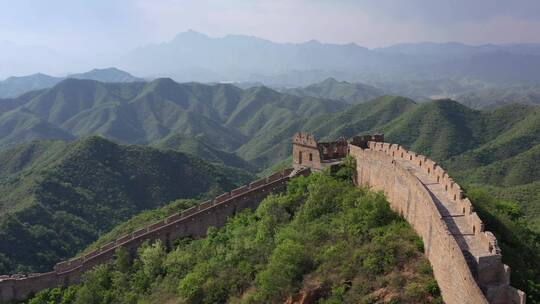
[0,137,252,274]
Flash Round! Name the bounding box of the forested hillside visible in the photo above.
[0,137,251,274]
[1,78,539,301]
[0,78,346,167]
[1,79,539,229]
[0,68,143,98]
[284,77,385,104]
[456,84,540,109]
[27,170,442,304]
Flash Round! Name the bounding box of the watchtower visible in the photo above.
[292,132,349,171]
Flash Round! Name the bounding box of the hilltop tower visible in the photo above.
[292,132,350,171]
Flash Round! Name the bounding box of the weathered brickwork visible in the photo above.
[292,132,350,171]
[0,133,528,304]
[0,168,309,303]
[349,140,525,304]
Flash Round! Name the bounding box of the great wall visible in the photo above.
[0,133,527,303]
[0,167,309,303]
[292,132,526,304]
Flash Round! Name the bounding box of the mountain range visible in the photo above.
[0,77,538,300]
[0,78,347,167]
[456,84,540,109]
[119,31,540,85]
[0,136,251,273]
[1,78,538,225]
[283,77,385,104]
[5,32,540,100]
[0,67,143,98]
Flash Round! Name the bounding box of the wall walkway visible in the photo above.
[0,168,309,303]
[350,142,525,304]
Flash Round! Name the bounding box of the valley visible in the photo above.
[3,3,540,303]
[0,77,538,303]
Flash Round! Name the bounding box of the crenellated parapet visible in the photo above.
[292,132,318,147]
[292,132,356,171]
[0,168,309,303]
[351,140,526,304]
[0,132,528,304]
[368,142,502,257]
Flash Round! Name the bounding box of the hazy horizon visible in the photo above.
[2,0,540,79]
[2,0,540,51]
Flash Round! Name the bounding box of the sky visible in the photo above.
[1,0,540,53]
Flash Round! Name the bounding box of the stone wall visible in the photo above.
[292,132,323,170]
[349,142,526,304]
[292,132,351,171]
[0,168,308,303]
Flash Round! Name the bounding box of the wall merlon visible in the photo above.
[116,234,132,244]
[215,193,231,203]
[293,132,318,147]
[481,231,501,255]
[133,227,148,238]
[198,200,214,211]
[100,241,116,252]
[469,212,485,234]
[181,206,198,218]
[166,213,183,224]
[424,159,437,174]
[405,150,416,161]
[70,257,83,268]
[231,185,249,196]
[459,197,474,215]
[149,220,166,231]
[282,168,294,176]
[53,261,70,273]
[83,249,100,261]
[267,172,283,183]
[249,178,267,189]
[415,154,427,167]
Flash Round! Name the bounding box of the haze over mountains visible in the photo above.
[0,68,143,98]
[4,31,540,100]
[1,30,540,302]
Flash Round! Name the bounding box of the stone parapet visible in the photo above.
[350,141,525,304]
[0,168,307,303]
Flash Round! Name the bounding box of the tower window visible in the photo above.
[309,153,313,161]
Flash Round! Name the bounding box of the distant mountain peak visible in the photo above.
[150,77,177,87]
[320,77,344,85]
[68,67,143,83]
[284,78,385,104]
[173,30,210,41]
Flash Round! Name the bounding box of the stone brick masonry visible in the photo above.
[0,132,527,303]
[0,168,309,303]
[292,132,526,304]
